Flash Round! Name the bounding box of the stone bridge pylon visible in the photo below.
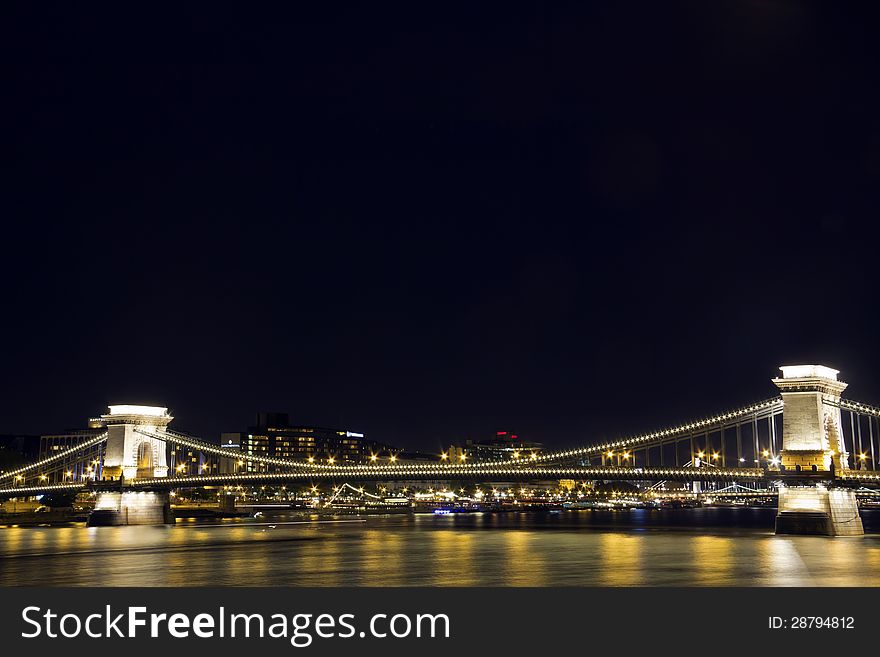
[87,405,173,526]
[100,405,171,480]
[773,366,864,536]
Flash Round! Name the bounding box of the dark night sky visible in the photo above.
[3,2,880,453]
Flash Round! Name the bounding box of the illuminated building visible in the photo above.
[37,418,107,483]
[228,412,397,471]
[217,433,243,474]
[39,423,105,460]
[454,431,542,462]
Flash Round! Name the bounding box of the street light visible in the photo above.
[389,454,397,463]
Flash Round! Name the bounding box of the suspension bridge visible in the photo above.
[2,365,879,535]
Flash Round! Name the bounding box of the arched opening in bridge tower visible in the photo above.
[136,442,155,478]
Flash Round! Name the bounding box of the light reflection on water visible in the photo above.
[2,510,880,586]
[598,533,643,586]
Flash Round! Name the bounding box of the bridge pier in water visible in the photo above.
[218,492,237,513]
[776,486,863,536]
[773,366,864,536]
[87,491,174,526]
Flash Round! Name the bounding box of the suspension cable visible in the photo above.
[482,397,785,469]
[837,399,880,418]
[0,432,108,481]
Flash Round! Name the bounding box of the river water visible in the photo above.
[3,508,880,586]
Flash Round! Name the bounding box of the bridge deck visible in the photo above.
[0,466,765,497]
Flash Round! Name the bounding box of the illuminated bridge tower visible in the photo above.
[100,404,172,480]
[772,366,863,536]
[87,405,174,526]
